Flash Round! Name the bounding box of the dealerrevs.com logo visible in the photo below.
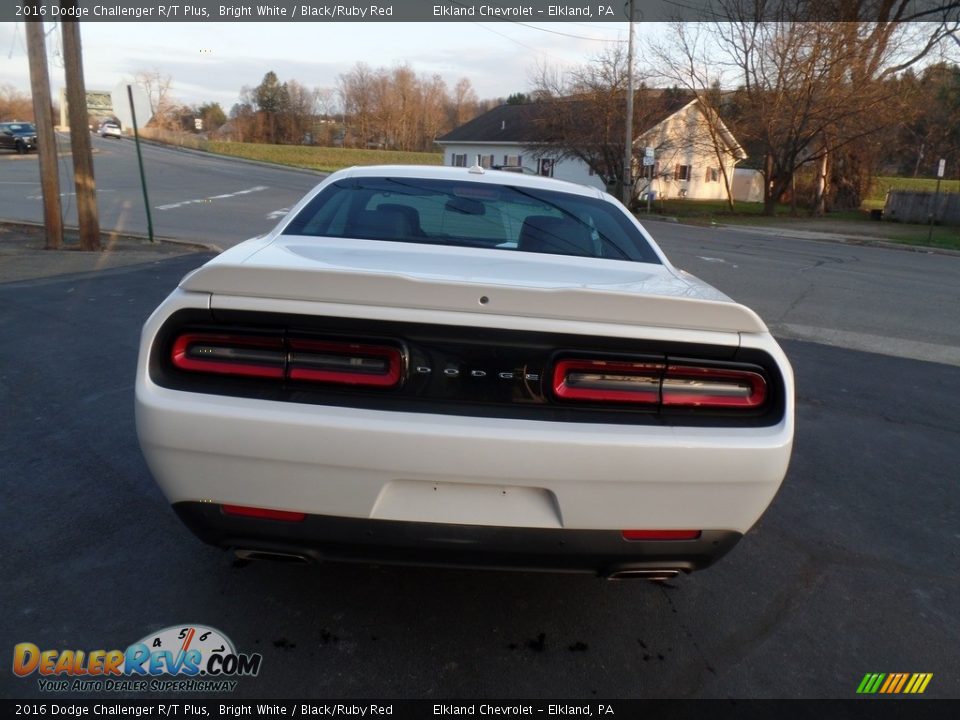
[12,625,262,693]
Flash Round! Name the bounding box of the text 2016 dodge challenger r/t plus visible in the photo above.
[135,165,793,579]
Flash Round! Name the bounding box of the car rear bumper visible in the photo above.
[173,501,742,576]
[137,384,791,532]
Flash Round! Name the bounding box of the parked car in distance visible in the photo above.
[135,165,795,580]
[0,122,38,154]
[98,121,122,139]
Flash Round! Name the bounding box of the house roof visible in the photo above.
[437,90,694,146]
[436,104,542,144]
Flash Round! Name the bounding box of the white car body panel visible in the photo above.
[135,165,795,573]
[182,237,769,334]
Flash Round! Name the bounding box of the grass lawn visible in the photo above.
[649,188,960,251]
[205,142,443,172]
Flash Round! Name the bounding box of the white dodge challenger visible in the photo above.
[135,165,794,579]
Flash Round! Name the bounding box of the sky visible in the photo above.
[0,21,666,110]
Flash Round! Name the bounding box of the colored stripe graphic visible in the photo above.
[879,674,896,693]
[857,673,933,694]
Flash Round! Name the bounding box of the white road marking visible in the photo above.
[27,190,117,200]
[156,185,268,211]
[696,255,738,268]
[771,323,960,367]
[267,208,290,219]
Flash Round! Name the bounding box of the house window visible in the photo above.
[675,164,692,181]
[478,154,495,169]
[452,153,467,167]
[705,167,719,183]
[504,154,521,167]
[538,158,554,177]
[640,162,659,180]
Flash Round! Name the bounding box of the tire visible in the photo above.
[15,140,25,155]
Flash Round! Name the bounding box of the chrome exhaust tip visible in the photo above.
[607,569,680,581]
[234,549,313,564]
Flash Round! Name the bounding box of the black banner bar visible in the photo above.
[2,700,960,720]
[5,0,959,23]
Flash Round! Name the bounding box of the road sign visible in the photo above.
[644,146,654,159]
[642,156,655,166]
[111,82,151,130]
[937,158,946,178]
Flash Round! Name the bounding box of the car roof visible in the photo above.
[335,164,607,200]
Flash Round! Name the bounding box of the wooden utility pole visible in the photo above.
[25,15,63,250]
[61,10,101,251]
[622,0,635,207]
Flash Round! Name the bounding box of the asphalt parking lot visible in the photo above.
[1,242,958,700]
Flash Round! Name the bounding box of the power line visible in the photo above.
[471,23,571,64]
[511,22,627,43]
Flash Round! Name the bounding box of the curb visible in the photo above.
[716,223,960,258]
[639,215,960,258]
[0,218,223,253]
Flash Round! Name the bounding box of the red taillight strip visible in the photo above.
[170,332,404,389]
[171,333,285,379]
[553,359,663,404]
[622,530,702,541]
[222,504,306,522]
[552,357,769,410]
[288,339,402,388]
[661,365,767,408]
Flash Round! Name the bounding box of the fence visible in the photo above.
[883,190,960,226]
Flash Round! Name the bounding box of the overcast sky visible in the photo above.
[0,21,668,109]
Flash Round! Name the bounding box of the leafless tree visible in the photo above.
[526,45,680,204]
[695,0,959,214]
[0,84,34,121]
[648,25,750,210]
[339,63,376,148]
[450,78,479,128]
[338,63,484,152]
[134,69,175,128]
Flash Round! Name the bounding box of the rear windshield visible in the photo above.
[283,176,661,264]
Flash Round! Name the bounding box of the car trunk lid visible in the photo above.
[182,236,768,334]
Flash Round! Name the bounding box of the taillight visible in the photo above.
[171,333,285,378]
[288,339,402,388]
[169,331,403,389]
[222,504,306,522]
[552,359,663,404]
[622,530,702,541]
[661,365,766,408]
[552,357,769,411]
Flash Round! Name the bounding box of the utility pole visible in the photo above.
[61,8,101,251]
[622,0,635,208]
[25,14,63,250]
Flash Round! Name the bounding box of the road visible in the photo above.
[1,148,958,699]
[646,220,960,367]
[4,140,958,367]
[0,134,322,247]
[0,252,957,699]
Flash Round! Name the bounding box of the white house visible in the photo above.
[436,96,748,201]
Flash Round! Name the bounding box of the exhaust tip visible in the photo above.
[607,569,680,581]
[234,549,313,565]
